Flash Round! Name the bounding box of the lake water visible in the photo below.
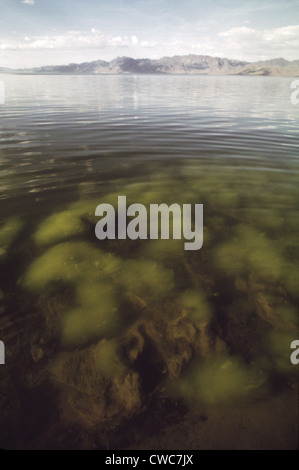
[0,74,298,449]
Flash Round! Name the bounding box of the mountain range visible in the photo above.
[1,55,299,76]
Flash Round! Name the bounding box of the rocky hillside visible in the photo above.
[3,54,299,76]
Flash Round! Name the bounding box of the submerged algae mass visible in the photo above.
[215,225,284,280]
[172,356,266,405]
[24,236,174,300]
[282,266,299,300]
[61,283,119,347]
[247,208,285,233]
[24,230,175,348]
[123,181,176,206]
[142,238,184,262]
[23,241,122,347]
[178,290,212,323]
[0,216,24,257]
[21,171,297,395]
[276,305,297,324]
[95,339,127,378]
[118,259,174,300]
[33,198,103,246]
[23,242,107,291]
[34,210,87,246]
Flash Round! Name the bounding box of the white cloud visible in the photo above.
[218,25,299,61]
[0,30,143,51]
[131,35,139,46]
[22,0,35,5]
[140,40,157,48]
[155,25,299,62]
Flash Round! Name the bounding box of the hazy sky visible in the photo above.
[0,0,299,68]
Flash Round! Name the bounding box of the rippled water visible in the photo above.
[1,75,298,205]
[0,74,298,449]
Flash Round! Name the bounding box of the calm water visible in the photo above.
[0,74,298,449]
[1,75,298,208]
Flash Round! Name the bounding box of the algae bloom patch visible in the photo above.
[171,356,267,405]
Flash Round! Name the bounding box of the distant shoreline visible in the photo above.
[1,72,298,77]
[1,54,299,77]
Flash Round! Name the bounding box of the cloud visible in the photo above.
[218,25,299,61]
[22,0,35,4]
[156,25,299,62]
[0,30,145,51]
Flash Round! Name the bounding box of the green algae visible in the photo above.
[142,238,184,262]
[69,195,118,219]
[121,178,204,208]
[34,210,87,246]
[285,210,299,231]
[214,225,284,280]
[245,208,285,234]
[61,283,119,347]
[172,356,266,405]
[21,169,298,379]
[33,197,103,246]
[0,216,24,256]
[178,290,212,323]
[23,242,106,291]
[123,181,175,206]
[208,189,239,210]
[95,339,127,378]
[282,265,299,299]
[23,236,175,348]
[23,241,124,292]
[274,304,298,329]
[284,234,299,260]
[118,259,174,300]
[23,240,125,347]
[33,193,129,248]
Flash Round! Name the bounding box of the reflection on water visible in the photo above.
[0,75,298,450]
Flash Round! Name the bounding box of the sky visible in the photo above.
[0,0,299,68]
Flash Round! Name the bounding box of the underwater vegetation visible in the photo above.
[24,242,106,290]
[23,169,298,349]
[118,259,174,299]
[61,282,119,347]
[24,233,174,347]
[214,223,299,301]
[13,165,297,435]
[170,356,267,405]
[178,290,212,324]
[34,210,88,246]
[214,225,284,280]
[0,216,24,257]
[95,339,127,379]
